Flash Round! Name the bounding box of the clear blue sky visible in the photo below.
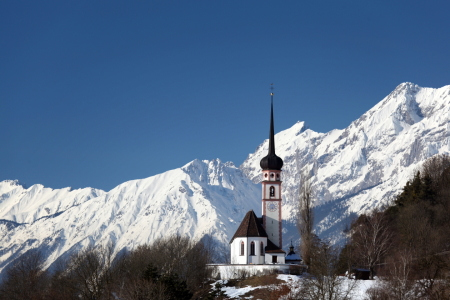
[1,1,449,191]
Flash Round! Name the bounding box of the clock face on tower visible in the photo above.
[267,202,278,212]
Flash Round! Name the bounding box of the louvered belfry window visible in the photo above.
[240,241,244,256]
[250,241,255,255]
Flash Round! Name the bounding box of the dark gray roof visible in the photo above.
[265,239,286,254]
[230,210,268,243]
[286,252,302,261]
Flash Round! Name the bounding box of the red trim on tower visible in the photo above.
[262,167,283,247]
[279,200,282,247]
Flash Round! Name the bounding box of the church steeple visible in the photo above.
[260,87,284,249]
[260,90,284,171]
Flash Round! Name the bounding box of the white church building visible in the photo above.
[230,210,286,264]
[210,91,305,279]
[229,90,296,266]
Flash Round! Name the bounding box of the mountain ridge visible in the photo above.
[1,82,449,277]
[0,159,260,276]
[241,82,450,242]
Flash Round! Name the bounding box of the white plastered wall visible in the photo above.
[265,253,286,264]
[230,237,268,264]
[263,184,281,199]
[264,201,280,246]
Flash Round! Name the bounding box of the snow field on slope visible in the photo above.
[241,83,450,243]
[0,159,260,274]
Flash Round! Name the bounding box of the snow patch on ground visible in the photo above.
[213,275,377,299]
[222,285,260,298]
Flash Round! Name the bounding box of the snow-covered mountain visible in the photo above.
[0,180,105,224]
[1,82,449,277]
[0,160,260,276]
[241,82,450,242]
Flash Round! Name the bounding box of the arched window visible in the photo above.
[260,242,264,256]
[240,241,244,256]
[270,186,275,197]
[250,241,255,255]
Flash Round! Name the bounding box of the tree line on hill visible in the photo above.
[297,154,450,299]
[0,235,219,300]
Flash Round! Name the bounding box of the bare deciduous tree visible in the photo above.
[145,235,212,292]
[293,240,358,300]
[297,166,314,266]
[113,235,213,299]
[365,249,420,300]
[64,243,116,300]
[0,249,48,300]
[352,209,392,279]
[118,277,169,300]
[0,236,214,300]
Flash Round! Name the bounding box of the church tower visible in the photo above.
[229,88,286,265]
[260,91,284,248]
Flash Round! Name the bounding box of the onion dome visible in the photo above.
[260,93,283,170]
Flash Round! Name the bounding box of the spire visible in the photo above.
[268,90,276,155]
[260,86,284,170]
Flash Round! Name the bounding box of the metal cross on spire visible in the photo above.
[270,83,274,96]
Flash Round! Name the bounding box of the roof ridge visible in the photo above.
[229,210,268,243]
[246,209,254,237]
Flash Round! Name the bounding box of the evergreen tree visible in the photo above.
[411,171,423,200]
[143,263,159,281]
[207,282,226,300]
[421,173,436,205]
[142,263,192,300]
[159,273,192,300]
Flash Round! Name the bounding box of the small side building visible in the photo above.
[285,242,302,265]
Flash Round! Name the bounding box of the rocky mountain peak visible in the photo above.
[1,83,449,277]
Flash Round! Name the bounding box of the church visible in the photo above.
[229,91,294,265]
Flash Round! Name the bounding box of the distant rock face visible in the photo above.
[240,82,450,243]
[1,82,449,277]
[0,159,260,276]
